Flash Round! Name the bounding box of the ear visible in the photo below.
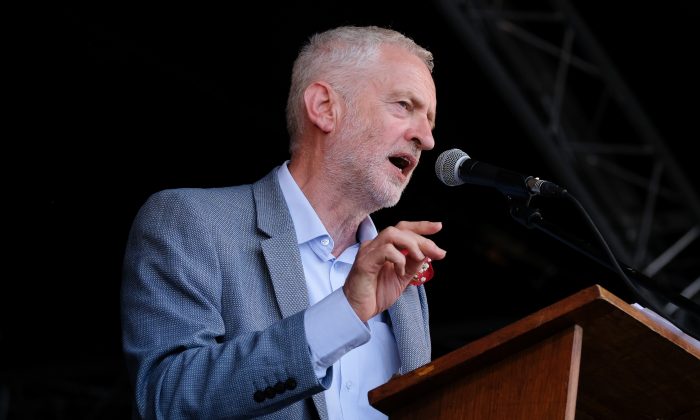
[303,82,337,133]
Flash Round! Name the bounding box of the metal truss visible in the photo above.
[436,0,700,321]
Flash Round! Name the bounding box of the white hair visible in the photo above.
[285,25,434,152]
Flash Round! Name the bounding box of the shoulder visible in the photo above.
[132,168,281,229]
[139,184,252,221]
[141,167,281,216]
[146,184,252,209]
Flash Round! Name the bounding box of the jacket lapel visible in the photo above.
[254,169,309,318]
[389,286,431,374]
[253,168,329,420]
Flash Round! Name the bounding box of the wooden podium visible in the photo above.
[369,285,700,419]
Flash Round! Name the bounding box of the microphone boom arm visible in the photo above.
[508,195,700,341]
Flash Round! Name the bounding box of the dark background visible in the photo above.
[5,1,699,418]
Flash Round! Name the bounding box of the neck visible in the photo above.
[288,154,371,256]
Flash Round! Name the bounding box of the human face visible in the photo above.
[329,45,437,211]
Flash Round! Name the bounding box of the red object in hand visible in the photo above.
[400,249,435,286]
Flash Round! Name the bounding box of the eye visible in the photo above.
[397,101,411,111]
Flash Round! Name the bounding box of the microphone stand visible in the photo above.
[507,192,700,342]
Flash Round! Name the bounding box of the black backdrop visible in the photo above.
[6,2,699,418]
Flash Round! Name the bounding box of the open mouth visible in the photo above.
[388,154,416,175]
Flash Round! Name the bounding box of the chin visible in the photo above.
[371,181,405,209]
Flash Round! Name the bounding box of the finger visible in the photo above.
[396,222,446,260]
[381,244,408,277]
[356,240,407,272]
[375,226,427,262]
[397,234,446,263]
[401,250,429,280]
[375,226,446,263]
[395,220,443,236]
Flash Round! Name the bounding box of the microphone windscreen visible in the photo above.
[435,148,469,186]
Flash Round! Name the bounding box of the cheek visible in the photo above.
[373,114,406,141]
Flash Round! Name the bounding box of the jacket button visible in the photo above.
[285,378,297,390]
[274,381,286,393]
[264,386,276,399]
[253,390,265,403]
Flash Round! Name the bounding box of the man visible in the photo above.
[121,25,446,419]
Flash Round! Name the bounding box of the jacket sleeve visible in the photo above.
[120,189,329,419]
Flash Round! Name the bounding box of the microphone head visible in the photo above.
[435,148,470,186]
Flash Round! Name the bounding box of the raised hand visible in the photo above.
[343,221,446,322]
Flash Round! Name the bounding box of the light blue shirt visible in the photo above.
[277,162,401,420]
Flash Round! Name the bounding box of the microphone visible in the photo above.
[435,148,566,198]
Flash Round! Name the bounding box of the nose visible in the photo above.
[417,132,435,151]
[409,117,435,151]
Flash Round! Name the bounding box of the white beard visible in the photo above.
[325,117,410,213]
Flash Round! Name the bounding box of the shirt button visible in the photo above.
[320,238,330,246]
[345,381,353,390]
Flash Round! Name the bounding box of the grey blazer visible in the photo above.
[121,167,431,419]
